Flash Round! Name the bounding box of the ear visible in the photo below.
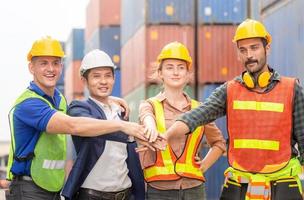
[158,69,163,80]
[81,76,88,86]
[265,44,271,56]
[28,62,35,75]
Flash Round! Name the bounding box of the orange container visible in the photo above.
[64,60,85,103]
[121,25,194,96]
[85,0,121,40]
[198,25,242,84]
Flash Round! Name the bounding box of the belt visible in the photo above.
[79,188,131,200]
[13,176,33,181]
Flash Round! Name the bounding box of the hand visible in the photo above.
[0,179,10,189]
[109,96,130,120]
[136,139,156,152]
[143,127,159,143]
[136,137,167,152]
[121,121,148,141]
[194,156,207,173]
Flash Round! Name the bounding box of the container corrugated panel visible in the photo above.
[112,69,121,97]
[124,84,146,122]
[198,25,242,84]
[199,83,228,200]
[85,0,120,40]
[147,0,194,25]
[121,0,145,46]
[64,60,84,103]
[121,25,194,96]
[85,26,121,68]
[198,0,247,24]
[146,84,194,99]
[262,0,304,82]
[121,0,194,45]
[57,42,66,86]
[65,29,84,67]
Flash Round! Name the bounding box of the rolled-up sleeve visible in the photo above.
[138,100,155,124]
[204,122,226,153]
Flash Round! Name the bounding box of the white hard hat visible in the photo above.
[80,49,116,76]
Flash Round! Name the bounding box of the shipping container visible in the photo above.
[198,0,247,24]
[112,69,121,97]
[146,84,194,99]
[65,29,85,67]
[262,0,304,82]
[121,25,194,96]
[85,0,120,40]
[64,60,85,103]
[260,0,278,11]
[121,0,194,45]
[57,42,66,86]
[85,26,121,68]
[124,84,146,122]
[199,83,228,200]
[198,25,243,84]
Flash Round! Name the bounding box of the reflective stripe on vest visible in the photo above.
[224,158,302,200]
[227,77,295,173]
[143,98,204,182]
[6,89,67,192]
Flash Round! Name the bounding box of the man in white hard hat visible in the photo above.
[6,37,148,200]
[62,49,145,200]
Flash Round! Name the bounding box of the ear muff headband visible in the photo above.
[243,71,271,88]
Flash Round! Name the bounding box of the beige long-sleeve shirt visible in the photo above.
[139,92,226,190]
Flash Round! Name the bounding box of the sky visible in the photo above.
[0,0,89,141]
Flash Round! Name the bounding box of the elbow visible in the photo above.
[65,117,81,135]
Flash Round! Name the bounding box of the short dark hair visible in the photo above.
[82,67,115,80]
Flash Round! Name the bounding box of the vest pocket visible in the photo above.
[272,179,302,200]
[220,179,243,200]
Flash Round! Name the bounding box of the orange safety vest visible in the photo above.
[143,98,204,182]
[227,77,295,173]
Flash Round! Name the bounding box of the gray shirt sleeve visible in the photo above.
[178,83,228,132]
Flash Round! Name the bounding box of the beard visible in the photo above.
[245,55,267,76]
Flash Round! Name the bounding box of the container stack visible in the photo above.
[261,0,304,82]
[85,0,122,97]
[121,0,196,122]
[56,41,65,95]
[64,29,85,103]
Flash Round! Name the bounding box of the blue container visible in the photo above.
[198,0,247,24]
[199,83,228,200]
[85,26,121,68]
[65,29,84,66]
[121,0,194,45]
[263,0,304,83]
[112,69,121,97]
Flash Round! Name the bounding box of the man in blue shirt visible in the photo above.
[6,36,147,200]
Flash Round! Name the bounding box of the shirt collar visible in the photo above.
[153,91,192,104]
[89,96,121,114]
[28,81,61,106]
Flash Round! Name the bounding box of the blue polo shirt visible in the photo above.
[10,81,64,176]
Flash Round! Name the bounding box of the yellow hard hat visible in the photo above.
[233,19,272,44]
[157,41,192,69]
[27,36,65,61]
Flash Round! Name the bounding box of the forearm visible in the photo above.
[165,120,190,141]
[47,112,123,136]
[200,146,224,173]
